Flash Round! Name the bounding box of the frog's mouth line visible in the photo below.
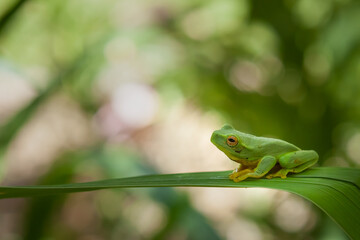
[235,149,242,153]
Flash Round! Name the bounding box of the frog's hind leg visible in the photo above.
[266,150,318,179]
[266,159,317,179]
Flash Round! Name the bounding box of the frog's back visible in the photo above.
[238,132,300,157]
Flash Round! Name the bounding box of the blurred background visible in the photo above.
[0,0,359,239]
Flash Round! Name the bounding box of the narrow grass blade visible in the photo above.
[1,167,359,239]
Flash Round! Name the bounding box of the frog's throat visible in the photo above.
[230,157,259,167]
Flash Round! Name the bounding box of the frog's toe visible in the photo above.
[233,175,248,182]
[279,169,290,178]
[267,169,290,179]
[266,174,274,179]
[229,169,252,179]
[280,174,287,179]
[233,177,241,183]
[230,170,252,182]
[229,172,240,179]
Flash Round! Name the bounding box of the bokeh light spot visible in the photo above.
[346,132,360,164]
[229,60,265,93]
[111,83,159,129]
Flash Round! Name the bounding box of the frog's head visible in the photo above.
[211,124,250,160]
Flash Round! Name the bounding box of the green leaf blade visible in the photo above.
[1,167,359,239]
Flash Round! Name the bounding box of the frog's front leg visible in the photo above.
[266,150,318,179]
[229,168,252,180]
[229,164,251,180]
[231,156,277,182]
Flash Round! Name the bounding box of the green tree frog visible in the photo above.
[211,124,318,182]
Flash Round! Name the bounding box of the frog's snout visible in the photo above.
[210,132,216,144]
[210,131,221,146]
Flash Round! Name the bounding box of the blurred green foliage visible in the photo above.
[1,0,359,239]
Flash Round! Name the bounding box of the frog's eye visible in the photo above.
[226,136,238,147]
